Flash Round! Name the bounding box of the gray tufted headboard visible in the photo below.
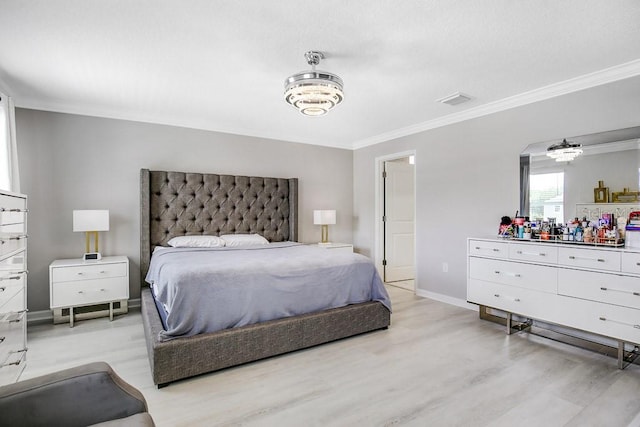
[140,169,298,286]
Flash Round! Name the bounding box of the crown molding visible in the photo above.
[351,59,640,150]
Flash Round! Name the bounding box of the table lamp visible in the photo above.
[313,210,336,244]
[73,210,109,261]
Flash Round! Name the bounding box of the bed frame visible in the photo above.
[139,169,390,386]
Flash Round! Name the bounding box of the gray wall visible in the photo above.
[17,109,354,312]
[353,76,640,302]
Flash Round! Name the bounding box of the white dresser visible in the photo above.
[49,256,129,327]
[0,191,28,385]
[467,237,640,368]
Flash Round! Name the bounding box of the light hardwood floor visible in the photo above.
[23,286,640,426]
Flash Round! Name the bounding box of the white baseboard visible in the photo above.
[27,298,141,325]
[415,289,478,311]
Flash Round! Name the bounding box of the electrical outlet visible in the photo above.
[442,262,448,273]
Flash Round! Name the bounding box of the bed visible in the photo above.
[140,169,391,387]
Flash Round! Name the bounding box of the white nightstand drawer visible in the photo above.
[558,269,640,310]
[508,243,558,264]
[51,262,127,283]
[469,257,557,293]
[558,247,621,272]
[621,252,640,274]
[51,278,128,308]
[469,240,508,259]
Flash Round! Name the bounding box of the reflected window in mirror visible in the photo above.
[530,172,564,223]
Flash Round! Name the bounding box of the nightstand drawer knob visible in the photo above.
[100,271,106,274]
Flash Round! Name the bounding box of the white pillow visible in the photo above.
[220,233,269,247]
[167,235,226,248]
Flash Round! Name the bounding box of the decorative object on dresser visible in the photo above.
[313,209,336,244]
[72,209,109,260]
[467,238,640,369]
[140,169,390,387]
[612,188,640,203]
[0,191,28,385]
[49,256,129,327]
[594,180,609,203]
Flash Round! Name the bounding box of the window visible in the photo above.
[529,172,564,223]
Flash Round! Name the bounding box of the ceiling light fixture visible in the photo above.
[546,138,583,162]
[284,51,344,117]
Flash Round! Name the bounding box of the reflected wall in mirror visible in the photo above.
[520,126,640,225]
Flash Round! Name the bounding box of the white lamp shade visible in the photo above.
[73,210,110,232]
[313,210,336,225]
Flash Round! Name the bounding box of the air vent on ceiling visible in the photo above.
[437,92,471,106]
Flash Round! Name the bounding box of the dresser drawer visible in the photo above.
[0,235,26,259]
[621,252,640,274]
[0,349,26,385]
[557,295,640,344]
[509,243,558,264]
[469,240,508,259]
[51,278,128,308]
[51,262,127,283]
[0,273,26,312]
[469,257,557,293]
[558,269,640,310]
[558,247,621,272]
[0,195,26,227]
[0,311,27,361]
[468,279,558,322]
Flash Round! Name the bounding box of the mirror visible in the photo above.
[520,126,640,225]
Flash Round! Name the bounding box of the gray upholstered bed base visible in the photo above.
[141,288,390,386]
[139,169,391,386]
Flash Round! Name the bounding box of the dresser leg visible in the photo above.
[109,302,113,321]
[70,307,74,328]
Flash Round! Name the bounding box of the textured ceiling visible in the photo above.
[1,1,639,149]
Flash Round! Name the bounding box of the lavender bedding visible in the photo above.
[145,242,391,341]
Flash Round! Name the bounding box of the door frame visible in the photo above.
[374,150,417,290]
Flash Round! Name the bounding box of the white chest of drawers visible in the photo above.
[468,238,640,368]
[0,191,28,385]
[49,256,129,327]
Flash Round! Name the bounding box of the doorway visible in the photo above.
[375,151,416,292]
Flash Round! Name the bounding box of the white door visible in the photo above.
[384,158,415,282]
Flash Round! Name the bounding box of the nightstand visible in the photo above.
[49,256,129,327]
[315,243,354,254]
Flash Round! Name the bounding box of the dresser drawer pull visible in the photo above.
[568,255,605,262]
[0,336,5,344]
[77,289,107,294]
[0,208,28,213]
[493,293,520,302]
[475,246,501,252]
[599,317,640,329]
[516,250,546,257]
[0,286,4,292]
[493,270,521,278]
[599,287,640,296]
[0,275,21,282]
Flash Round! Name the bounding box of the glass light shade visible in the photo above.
[284,71,344,116]
[546,139,583,162]
[73,210,110,232]
[313,210,336,225]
